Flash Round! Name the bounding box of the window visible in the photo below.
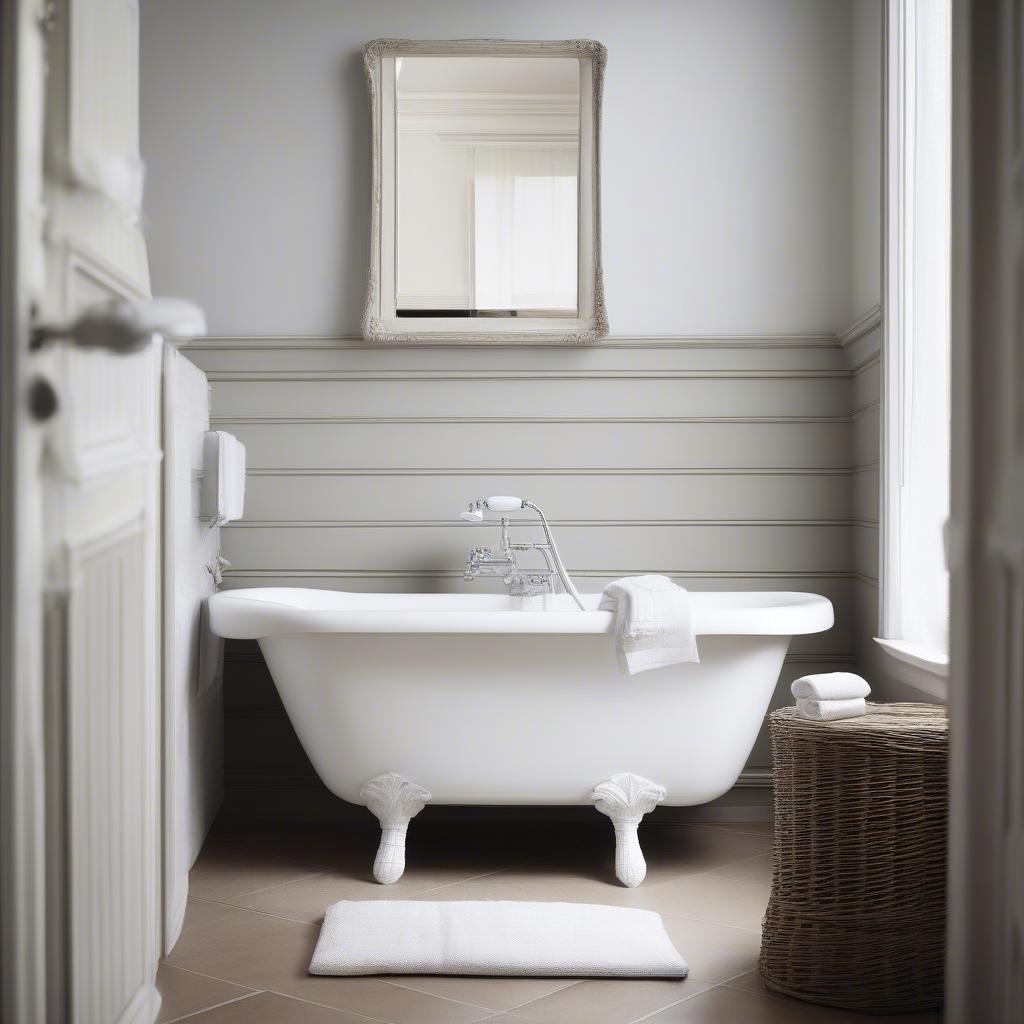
[472,146,578,312]
[879,0,952,675]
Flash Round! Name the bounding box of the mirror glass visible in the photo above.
[395,56,580,319]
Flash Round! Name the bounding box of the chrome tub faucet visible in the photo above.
[458,497,584,608]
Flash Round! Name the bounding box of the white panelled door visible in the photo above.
[3,1,163,1022]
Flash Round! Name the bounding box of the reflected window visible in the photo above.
[472,147,577,313]
[396,56,579,318]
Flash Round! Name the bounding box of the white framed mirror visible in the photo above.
[362,39,608,343]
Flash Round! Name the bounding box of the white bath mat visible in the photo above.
[309,900,688,978]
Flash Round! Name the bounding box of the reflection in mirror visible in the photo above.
[396,57,580,319]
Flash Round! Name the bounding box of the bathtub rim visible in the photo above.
[209,587,834,640]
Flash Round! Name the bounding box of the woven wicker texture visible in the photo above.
[759,702,948,1014]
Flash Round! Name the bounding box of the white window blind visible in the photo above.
[882,0,951,658]
[472,146,577,311]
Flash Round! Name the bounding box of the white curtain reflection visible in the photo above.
[472,146,577,311]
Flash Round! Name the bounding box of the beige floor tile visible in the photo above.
[723,972,943,1021]
[177,818,934,1024]
[407,857,643,906]
[723,970,771,993]
[163,904,319,989]
[232,842,564,924]
[183,990,373,1022]
[704,853,774,885]
[511,977,711,1024]
[385,975,578,1012]
[549,826,771,889]
[628,872,769,931]
[230,869,460,923]
[658,914,762,985]
[389,827,771,911]
[164,904,492,1022]
[270,978,494,1024]
[640,983,942,1023]
[188,844,323,902]
[155,964,255,1023]
[476,1017,538,1024]
[179,897,244,934]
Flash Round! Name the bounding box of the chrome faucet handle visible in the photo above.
[465,545,519,582]
[507,571,554,598]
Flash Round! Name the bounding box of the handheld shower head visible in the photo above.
[482,496,524,513]
[458,496,524,522]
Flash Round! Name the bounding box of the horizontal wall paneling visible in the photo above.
[185,333,858,819]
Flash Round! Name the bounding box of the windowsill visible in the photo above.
[873,637,949,700]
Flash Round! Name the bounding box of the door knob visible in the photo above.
[27,376,59,421]
[30,297,206,354]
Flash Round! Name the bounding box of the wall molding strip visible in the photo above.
[733,769,772,788]
[211,414,853,426]
[184,333,844,352]
[838,304,883,347]
[205,370,853,382]
[245,466,861,477]
[853,572,880,587]
[227,518,861,529]
[851,399,881,420]
[850,350,882,375]
[221,568,860,580]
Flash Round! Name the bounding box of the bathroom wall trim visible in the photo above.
[212,415,853,426]
[227,518,861,528]
[838,304,883,348]
[184,334,843,351]
[205,371,851,382]
[244,466,860,477]
[850,350,881,375]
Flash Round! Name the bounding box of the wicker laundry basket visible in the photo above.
[759,702,948,1014]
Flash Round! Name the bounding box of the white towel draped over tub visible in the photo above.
[309,900,689,978]
[599,575,700,675]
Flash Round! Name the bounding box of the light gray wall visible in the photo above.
[141,0,869,820]
[142,0,852,337]
[850,0,883,323]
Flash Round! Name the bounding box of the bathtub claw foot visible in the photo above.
[592,773,666,887]
[359,772,431,884]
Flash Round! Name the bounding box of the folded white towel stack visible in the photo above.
[599,575,699,675]
[796,697,867,721]
[791,672,871,701]
[790,672,870,722]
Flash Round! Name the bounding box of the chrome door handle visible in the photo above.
[30,297,206,354]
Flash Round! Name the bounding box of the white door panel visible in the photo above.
[3,1,163,1021]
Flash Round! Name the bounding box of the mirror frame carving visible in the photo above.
[362,38,608,344]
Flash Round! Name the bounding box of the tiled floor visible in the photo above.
[159,819,942,1023]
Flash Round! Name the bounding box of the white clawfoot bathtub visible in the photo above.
[209,589,833,885]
